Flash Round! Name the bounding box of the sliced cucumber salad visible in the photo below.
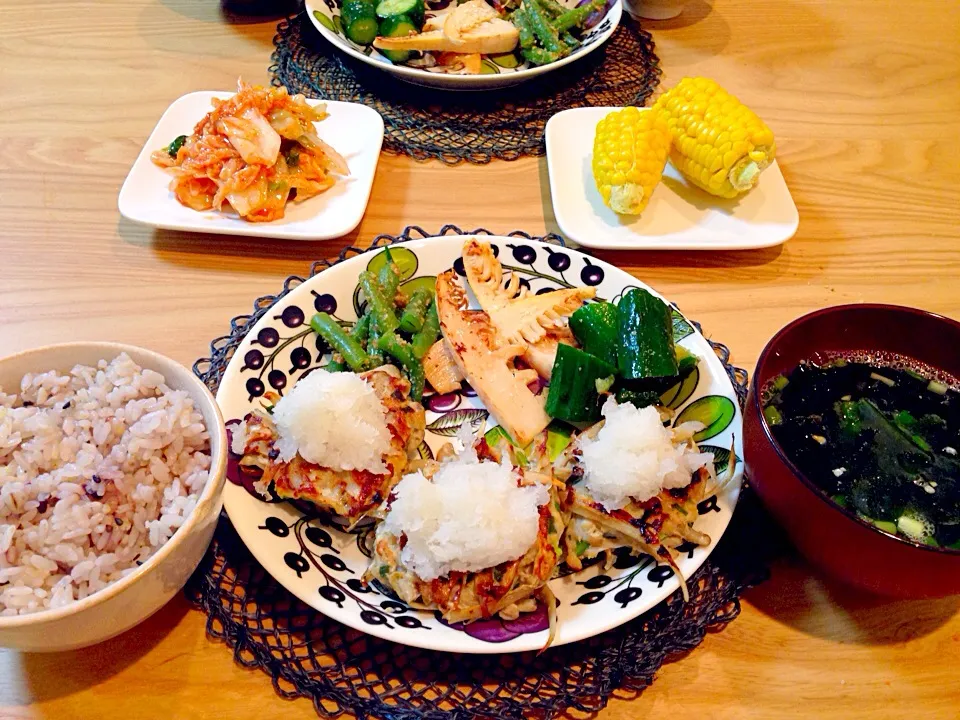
[337,0,425,61]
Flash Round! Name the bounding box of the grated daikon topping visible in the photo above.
[578,397,714,510]
[382,452,550,581]
[272,369,391,475]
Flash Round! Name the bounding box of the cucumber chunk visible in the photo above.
[546,344,617,423]
[377,14,419,63]
[342,0,378,44]
[570,300,618,367]
[617,288,679,380]
[375,0,425,27]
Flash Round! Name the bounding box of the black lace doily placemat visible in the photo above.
[270,9,662,164]
[188,226,772,719]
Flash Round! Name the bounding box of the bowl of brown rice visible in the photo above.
[0,342,227,651]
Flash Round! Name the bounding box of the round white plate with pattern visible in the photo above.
[216,235,743,653]
[304,0,622,90]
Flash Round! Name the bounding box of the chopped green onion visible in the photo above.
[763,405,783,426]
[927,379,949,395]
[166,135,187,157]
[837,400,862,436]
[546,422,574,462]
[514,448,529,467]
[896,512,931,541]
[595,375,615,394]
[869,372,896,387]
[894,410,917,428]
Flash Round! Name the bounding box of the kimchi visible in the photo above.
[151,80,348,223]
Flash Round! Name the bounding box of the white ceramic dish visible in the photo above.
[546,106,799,250]
[216,234,743,654]
[0,342,227,652]
[304,0,622,90]
[119,92,384,240]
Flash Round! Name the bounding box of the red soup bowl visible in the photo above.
[744,304,960,598]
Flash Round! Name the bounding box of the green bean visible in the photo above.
[351,313,371,344]
[376,332,425,400]
[525,0,563,54]
[522,46,562,66]
[359,271,400,335]
[310,312,371,372]
[399,288,433,333]
[411,301,440,359]
[561,31,580,49]
[512,8,536,50]
[351,313,384,366]
[539,0,567,17]
[377,247,402,304]
[325,359,347,373]
[554,0,604,32]
[367,346,385,368]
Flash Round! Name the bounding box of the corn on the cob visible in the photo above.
[654,77,776,199]
[592,107,671,215]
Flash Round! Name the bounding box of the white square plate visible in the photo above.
[545,107,799,250]
[119,92,384,240]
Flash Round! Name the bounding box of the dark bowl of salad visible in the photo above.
[744,304,960,598]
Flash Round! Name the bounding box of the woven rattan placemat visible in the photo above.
[186,225,774,719]
[271,11,661,163]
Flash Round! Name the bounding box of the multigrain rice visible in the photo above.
[0,354,209,615]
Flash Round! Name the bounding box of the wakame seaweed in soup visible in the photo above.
[762,357,960,549]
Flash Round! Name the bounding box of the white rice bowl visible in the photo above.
[0,353,211,616]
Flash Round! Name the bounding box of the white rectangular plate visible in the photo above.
[119,91,384,240]
[545,107,799,250]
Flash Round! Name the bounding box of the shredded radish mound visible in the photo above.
[272,370,391,475]
[579,397,714,510]
[383,453,549,581]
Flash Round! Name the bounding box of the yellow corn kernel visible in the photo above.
[653,77,776,199]
[591,106,671,215]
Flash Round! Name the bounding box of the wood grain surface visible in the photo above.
[1,0,959,718]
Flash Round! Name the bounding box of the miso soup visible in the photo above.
[762,356,960,549]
